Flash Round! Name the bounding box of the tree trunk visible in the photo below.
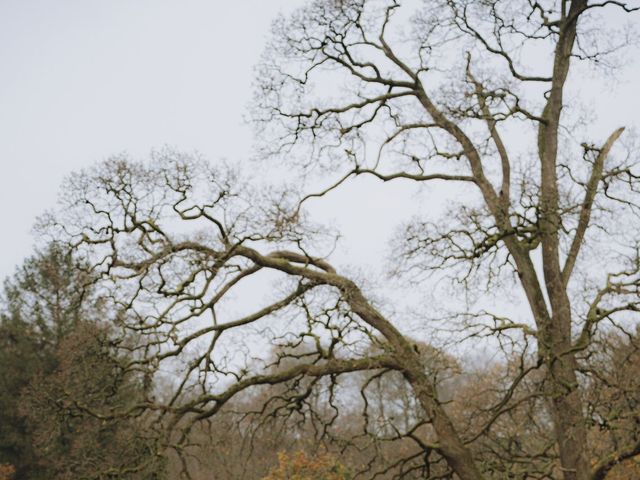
[549,366,590,480]
[404,361,486,480]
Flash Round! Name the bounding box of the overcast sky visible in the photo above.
[0,0,303,279]
[1,1,639,283]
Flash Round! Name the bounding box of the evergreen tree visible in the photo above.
[0,244,165,479]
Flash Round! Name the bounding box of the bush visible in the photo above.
[263,451,351,480]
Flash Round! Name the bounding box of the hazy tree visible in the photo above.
[174,340,456,479]
[583,329,640,479]
[40,0,640,478]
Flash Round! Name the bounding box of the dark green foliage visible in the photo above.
[0,244,165,479]
[0,244,83,479]
[0,315,49,479]
[20,322,165,480]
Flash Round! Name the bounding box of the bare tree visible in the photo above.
[41,0,640,478]
[43,155,479,479]
[252,1,640,478]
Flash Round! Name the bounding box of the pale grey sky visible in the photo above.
[0,0,310,280]
[1,0,638,284]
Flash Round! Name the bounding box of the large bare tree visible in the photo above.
[253,1,640,478]
[43,1,640,479]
